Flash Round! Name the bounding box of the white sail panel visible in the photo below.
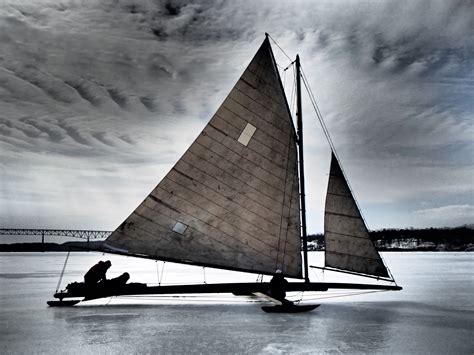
[324,153,390,278]
[105,38,302,278]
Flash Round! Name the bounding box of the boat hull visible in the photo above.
[47,300,81,307]
[261,304,320,313]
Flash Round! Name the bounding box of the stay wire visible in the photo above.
[159,261,166,286]
[155,260,160,285]
[267,33,293,62]
[301,289,388,301]
[55,249,71,293]
[290,67,296,118]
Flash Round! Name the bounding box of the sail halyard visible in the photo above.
[104,37,303,278]
[324,152,391,279]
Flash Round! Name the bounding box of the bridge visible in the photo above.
[0,229,112,245]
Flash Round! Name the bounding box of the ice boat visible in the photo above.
[49,34,401,311]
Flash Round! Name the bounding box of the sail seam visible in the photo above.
[176,158,283,214]
[220,104,290,146]
[214,107,286,155]
[207,123,229,137]
[240,77,257,90]
[134,205,263,261]
[193,140,285,193]
[106,242,294,276]
[171,167,283,230]
[233,86,289,125]
[184,149,284,206]
[325,211,361,219]
[239,76,285,108]
[126,213,197,256]
[133,208,276,263]
[204,123,289,176]
[213,113,289,164]
[148,195,181,214]
[156,184,281,252]
[164,173,286,238]
[223,101,289,145]
[198,133,287,185]
[205,123,287,172]
[326,250,384,262]
[226,97,289,144]
[327,192,352,198]
[246,60,282,93]
[326,230,375,241]
[122,218,273,271]
[237,78,288,116]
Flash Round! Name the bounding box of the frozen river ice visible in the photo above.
[1,252,473,354]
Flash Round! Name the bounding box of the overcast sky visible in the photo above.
[0,0,472,234]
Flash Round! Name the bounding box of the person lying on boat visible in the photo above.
[99,272,130,289]
[84,260,111,287]
[269,269,292,305]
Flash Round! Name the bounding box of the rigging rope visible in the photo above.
[300,289,388,301]
[155,260,160,285]
[267,33,293,62]
[290,66,297,119]
[202,267,207,284]
[55,249,71,293]
[113,289,389,304]
[159,261,166,286]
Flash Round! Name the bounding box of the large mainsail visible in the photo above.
[105,38,303,278]
[324,153,390,278]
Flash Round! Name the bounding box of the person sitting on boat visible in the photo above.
[84,260,111,287]
[269,269,290,304]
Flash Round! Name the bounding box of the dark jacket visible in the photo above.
[269,274,288,301]
[84,261,110,285]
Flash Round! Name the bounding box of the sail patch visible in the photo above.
[172,221,188,234]
[237,123,256,146]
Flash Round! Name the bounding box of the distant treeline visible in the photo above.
[308,226,474,251]
[370,226,473,245]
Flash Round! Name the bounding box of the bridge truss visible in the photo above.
[0,229,112,244]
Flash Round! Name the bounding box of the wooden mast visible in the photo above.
[296,54,309,283]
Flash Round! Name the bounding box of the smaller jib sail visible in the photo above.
[324,153,390,278]
[104,38,302,278]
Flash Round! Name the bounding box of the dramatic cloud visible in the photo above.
[414,205,474,228]
[0,0,472,231]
